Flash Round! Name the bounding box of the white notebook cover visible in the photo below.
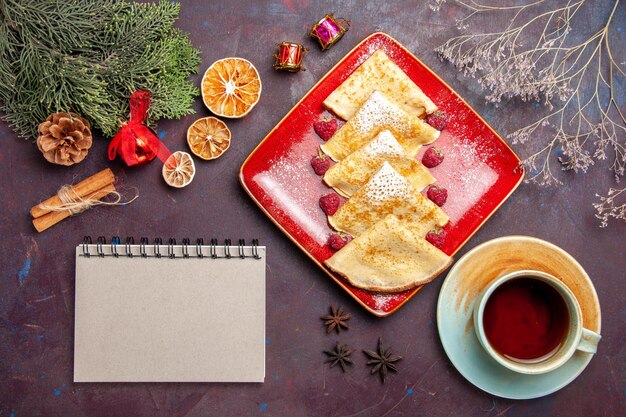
[74,244,265,382]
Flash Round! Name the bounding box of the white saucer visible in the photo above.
[437,236,601,399]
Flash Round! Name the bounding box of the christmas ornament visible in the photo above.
[37,112,92,166]
[201,58,262,118]
[273,42,308,72]
[187,117,232,160]
[108,91,169,167]
[309,14,350,50]
[162,151,195,188]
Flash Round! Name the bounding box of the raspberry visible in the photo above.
[422,147,445,168]
[328,233,353,251]
[311,151,331,175]
[313,117,338,141]
[319,193,341,216]
[426,185,448,207]
[425,228,446,248]
[426,110,450,131]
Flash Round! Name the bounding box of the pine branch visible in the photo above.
[0,0,200,139]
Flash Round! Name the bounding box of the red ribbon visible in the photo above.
[107,90,171,166]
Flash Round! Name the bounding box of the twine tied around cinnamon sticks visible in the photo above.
[30,168,138,232]
[40,185,123,215]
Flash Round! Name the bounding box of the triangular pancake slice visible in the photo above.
[321,91,439,162]
[323,130,435,198]
[328,162,448,237]
[324,214,452,293]
[323,49,438,120]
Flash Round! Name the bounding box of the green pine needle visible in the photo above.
[0,0,201,139]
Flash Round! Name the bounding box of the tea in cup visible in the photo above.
[473,270,601,374]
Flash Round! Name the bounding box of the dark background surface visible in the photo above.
[1,1,624,416]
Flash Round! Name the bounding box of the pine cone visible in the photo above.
[37,112,92,166]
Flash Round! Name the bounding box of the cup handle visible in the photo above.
[577,328,601,354]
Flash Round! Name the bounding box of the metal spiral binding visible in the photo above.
[182,238,190,258]
[82,236,92,257]
[196,238,204,258]
[79,236,261,259]
[168,238,176,259]
[140,237,149,258]
[210,238,218,258]
[97,236,106,257]
[125,237,134,257]
[154,237,162,258]
[111,236,120,257]
[224,239,232,259]
[252,239,260,259]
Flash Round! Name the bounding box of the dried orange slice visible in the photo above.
[162,151,195,188]
[187,117,231,160]
[201,57,262,118]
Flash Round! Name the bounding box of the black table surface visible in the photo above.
[1,1,624,416]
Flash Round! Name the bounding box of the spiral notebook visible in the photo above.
[74,237,265,383]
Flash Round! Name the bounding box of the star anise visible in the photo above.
[363,337,402,383]
[324,342,354,372]
[321,305,351,334]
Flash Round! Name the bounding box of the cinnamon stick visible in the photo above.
[30,168,115,219]
[32,183,116,233]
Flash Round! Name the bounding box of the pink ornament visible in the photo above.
[309,14,350,50]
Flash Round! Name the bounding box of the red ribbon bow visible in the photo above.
[108,90,170,166]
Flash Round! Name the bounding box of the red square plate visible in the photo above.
[240,32,524,317]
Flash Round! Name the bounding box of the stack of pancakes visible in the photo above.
[319,50,452,293]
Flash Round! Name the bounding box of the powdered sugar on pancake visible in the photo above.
[363,130,405,157]
[352,91,405,136]
[364,162,412,202]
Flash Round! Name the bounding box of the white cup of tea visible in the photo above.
[473,270,601,374]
